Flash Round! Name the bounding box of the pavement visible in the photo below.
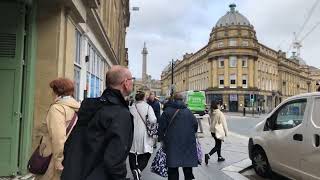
[126,115,252,180]
[1,113,258,180]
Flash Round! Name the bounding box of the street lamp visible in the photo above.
[170,59,175,97]
[132,7,140,11]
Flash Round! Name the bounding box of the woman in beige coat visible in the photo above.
[35,78,80,180]
[205,101,228,165]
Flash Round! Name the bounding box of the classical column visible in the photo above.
[142,42,148,82]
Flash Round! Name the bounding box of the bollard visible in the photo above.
[243,107,246,116]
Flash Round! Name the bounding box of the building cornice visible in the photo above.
[87,8,119,65]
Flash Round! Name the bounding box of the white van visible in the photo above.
[248,92,320,180]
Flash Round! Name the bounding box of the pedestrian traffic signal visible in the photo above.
[250,94,254,101]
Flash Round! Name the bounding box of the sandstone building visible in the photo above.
[161,4,320,113]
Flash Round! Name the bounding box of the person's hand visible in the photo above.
[55,162,64,171]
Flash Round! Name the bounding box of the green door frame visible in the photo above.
[18,1,37,174]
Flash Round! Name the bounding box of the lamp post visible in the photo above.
[170,59,174,97]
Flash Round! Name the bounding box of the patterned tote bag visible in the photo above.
[150,109,180,177]
[150,147,168,177]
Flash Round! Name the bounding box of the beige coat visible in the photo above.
[35,97,80,180]
[209,109,229,141]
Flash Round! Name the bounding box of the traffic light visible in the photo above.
[250,94,254,102]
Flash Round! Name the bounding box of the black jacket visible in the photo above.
[147,99,161,120]
[158,100,198,168]
[83,88,134,180]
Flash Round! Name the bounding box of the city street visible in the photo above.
[125,113,292,180]
[126,113,265,180]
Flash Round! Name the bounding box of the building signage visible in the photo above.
[230,94,238,101]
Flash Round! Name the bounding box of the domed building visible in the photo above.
[161,4,318,112]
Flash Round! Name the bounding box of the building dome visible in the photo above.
[216,4,251,27]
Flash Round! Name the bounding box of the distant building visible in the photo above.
[161,4,320,113]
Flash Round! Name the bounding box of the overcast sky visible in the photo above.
[126,0,320,80]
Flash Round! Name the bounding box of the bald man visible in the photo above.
[83,65,134,180]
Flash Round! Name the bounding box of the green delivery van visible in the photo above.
[181,90,206,115]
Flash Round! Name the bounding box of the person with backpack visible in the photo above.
[61,65,134,180]
[34,78,80,180]
[158,93,198,180]
[129,91,157,180]
[205,100,229,165]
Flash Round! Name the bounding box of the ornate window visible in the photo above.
[217,41,224,48]
[242,75,248,88]
[219,75,224,88]
[242,56,248,67]
[229,56,237,67]
[218,57,224,68]
[229,39,237,46]
[230,74,236,88]
[242,40,249,46]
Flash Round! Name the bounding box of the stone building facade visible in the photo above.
[161,4,319,113]
[0,0,130,176]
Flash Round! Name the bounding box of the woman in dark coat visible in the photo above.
[158,93,198,180]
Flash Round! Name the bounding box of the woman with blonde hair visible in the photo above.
[35,78,80,180]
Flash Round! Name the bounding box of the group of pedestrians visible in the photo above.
[29,65,229,180]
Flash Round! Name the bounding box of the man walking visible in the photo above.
[83,65,134,180]
[147,91,161,148]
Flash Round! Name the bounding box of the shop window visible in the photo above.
[87,43,106,98]
[74,66,81,100]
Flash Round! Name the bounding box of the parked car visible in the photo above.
[248,92,320,180]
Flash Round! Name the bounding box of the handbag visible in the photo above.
[28,111,78,175]
[150,146,168,177]
[215,120,225,140]
[135,104,158,136]
[150,109,180,177]
[196,137,203,164]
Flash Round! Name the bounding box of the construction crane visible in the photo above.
[288,0,320,57]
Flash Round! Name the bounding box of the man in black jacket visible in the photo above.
[147,92,160,120]
[147,91,161,149]
[83,65,134,180]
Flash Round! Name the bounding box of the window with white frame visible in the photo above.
[242,56,248,67]
[87,43,106,98]
[230,74,236,88]
[229,39,237,46]
[242,75,248,88]
[219,75,224,88]
[218,57,224,68]
[75,30,82,65]
[229,56,237,67]
[218,41,224,48]
[242,40,249,46]
[74,30,82,100]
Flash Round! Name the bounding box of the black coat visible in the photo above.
[62,88,133,180]
[147,99,161,120]
[158,100,198,168]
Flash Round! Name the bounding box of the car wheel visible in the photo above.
[252,147,272,178]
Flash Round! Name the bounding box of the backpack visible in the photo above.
[61,97,109,180]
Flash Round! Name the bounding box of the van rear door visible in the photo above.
[300,97,320,180]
